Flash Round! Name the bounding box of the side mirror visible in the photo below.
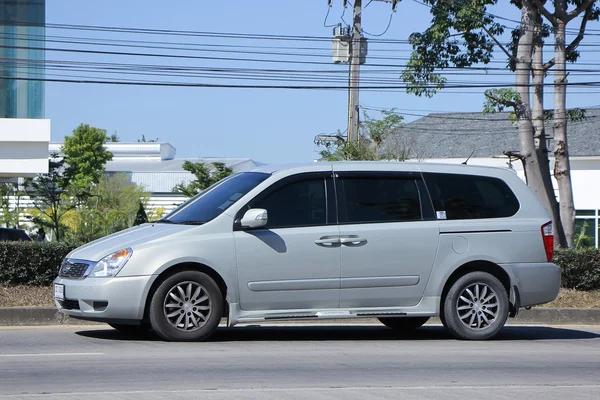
[240,208,268,229]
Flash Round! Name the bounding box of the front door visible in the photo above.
[234,173,341,311]
[335,172,440,308]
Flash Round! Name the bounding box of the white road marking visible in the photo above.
[1,384,599,397]
[0,352,103,358]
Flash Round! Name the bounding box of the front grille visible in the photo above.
[59,299,80,310]
[59,260,91,279]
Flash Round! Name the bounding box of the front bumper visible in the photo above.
[502,262,561,308]
[53,275,156,323]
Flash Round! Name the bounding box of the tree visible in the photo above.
[0,183,24,228]
[401,0,599,247]
[25,157,74,242]
[62,124,113,202]
[137,135,159,142]
[318,132,377,161]
[71,173,148,242]
[109,133,120,142]
[530,0,599,246]
[134,201,148,226]
[172,161,234,197]
[317,109,405,161]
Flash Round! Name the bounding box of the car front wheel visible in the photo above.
[149,270,223,342]
[443,271,509,340]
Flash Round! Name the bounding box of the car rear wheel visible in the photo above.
[443,271,509,340]
[378,316,430,332]
[149,270,223,342]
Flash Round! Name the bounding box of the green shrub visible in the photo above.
[0,242,78,285]
[554,248,600,291]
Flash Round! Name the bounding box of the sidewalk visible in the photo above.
[1,307,600,326]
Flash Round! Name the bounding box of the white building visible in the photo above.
[0,119,50,181]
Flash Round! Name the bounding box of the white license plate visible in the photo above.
[54,284,65,301]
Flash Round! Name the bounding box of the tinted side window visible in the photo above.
[423,173,520,220]
[252,178,326,229]
[341,177,422,223]
[0,231,11,241]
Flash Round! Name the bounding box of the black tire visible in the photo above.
[443,271,509,340]
[439,308,447,328]
[378,316,429,331]
[149,270,223,342]
[108,323,151,336]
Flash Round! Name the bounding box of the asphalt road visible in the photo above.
[0,323,599,400]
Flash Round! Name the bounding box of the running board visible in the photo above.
[264,315,317,320]
[356,312,407,317]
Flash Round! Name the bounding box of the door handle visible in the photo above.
[315,236,341,245]
[339,236,367,245]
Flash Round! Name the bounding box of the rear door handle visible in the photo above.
[315,236,341,245]
[339,236,367,245]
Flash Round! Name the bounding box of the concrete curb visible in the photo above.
[1,307,600,326]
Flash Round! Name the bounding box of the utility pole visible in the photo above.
[328,0,398,144]
[347,0,362,143]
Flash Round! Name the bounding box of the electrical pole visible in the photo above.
[347,0,362,143]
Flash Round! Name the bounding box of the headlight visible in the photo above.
[89,248,132,278]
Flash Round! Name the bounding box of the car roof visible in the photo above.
[249,161,515,177]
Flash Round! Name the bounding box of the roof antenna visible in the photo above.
[462,149,476,165]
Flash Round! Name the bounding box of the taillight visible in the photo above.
[541,221,554,262]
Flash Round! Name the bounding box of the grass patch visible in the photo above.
[1,285,599,309]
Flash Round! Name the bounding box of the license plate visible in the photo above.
[54,284,65,301]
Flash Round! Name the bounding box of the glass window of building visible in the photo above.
[0,0,45,119]
[575,210,599,248]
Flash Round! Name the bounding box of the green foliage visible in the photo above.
[0,183,25,229]
[137,135,159,142]
[362,109,404,150]
[68,173,148,243]
[554,248,600,291]
[483,90,587,126]
[319,138,377,161]
[0,242,78,285]
[25,157,74,242]
[483,88,521,123]
[401,0,502,97]
[62,124,113,201]
[173,161,234,197]
[318,109,405,161]
[574,220,595,248]
[134,201,148,226]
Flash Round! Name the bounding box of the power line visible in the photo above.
[363,12,394,37]
[4,73,600,90]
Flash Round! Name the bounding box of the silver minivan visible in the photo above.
[54,162,560,341]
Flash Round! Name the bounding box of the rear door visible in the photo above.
[335,170,440,308]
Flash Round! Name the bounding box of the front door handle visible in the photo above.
[315,236,341,245]
[339,235,367,245]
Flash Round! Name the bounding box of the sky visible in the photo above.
[44,0,600,164]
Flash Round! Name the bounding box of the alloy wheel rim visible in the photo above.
[456,283,499,330]
[163,281,211,331]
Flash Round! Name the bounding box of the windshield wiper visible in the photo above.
[152,219,176,224]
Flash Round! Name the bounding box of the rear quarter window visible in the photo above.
[423,173,520,220]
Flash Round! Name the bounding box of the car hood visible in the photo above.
[67,223,192,262]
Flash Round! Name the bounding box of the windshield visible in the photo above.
[162,172,270,224]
